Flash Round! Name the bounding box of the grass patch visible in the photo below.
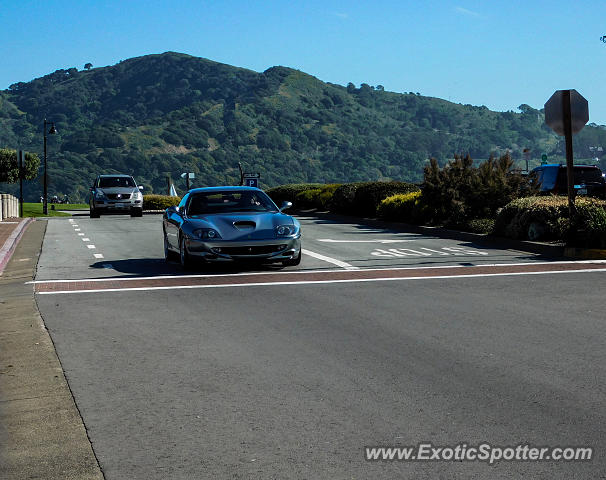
[22,203,88,217]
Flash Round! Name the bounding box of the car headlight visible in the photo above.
[193,228,222,240]
[94,191,106,199]
[132,190,142,199]
[276,224,299,237]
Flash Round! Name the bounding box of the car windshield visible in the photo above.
[98,177,136,188]
[187,190,278,215]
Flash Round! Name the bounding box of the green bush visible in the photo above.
[330,182,370,214]
[464,218,496,234]
[331,181,420,216]
[292,183,342,210]
[315,183,342,210]
[354,181,420,217]
[295,188,323,209]
[494,196,606,246]
[377,191,425,223]
[574,200,606,248]
[494,196,568,240]
[423,153,535,225]
[143,194,181,210]
[265,183,324,206]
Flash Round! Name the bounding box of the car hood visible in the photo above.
[185,212,294,241]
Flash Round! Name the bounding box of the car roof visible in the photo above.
[98,174,134,178]
[188,186,262,194]
[533,164,600,169]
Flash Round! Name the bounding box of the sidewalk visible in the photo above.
[0,218,33,275]
[0,220,103,479]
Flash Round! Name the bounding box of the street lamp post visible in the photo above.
[43,119,57,215]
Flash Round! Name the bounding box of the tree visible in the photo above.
[0,149,41,183]
[422,153,533,225]
[84,63,93,70]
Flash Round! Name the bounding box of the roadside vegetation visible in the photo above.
[267,152,606,248]
[22,203,87,217]
[142,194,181,210]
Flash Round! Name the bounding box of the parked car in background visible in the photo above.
[163,186,302,269]
[89,174,144,217]
[531,164,606,198]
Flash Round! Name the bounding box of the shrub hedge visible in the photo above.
[294,184,341,210]
[265,183,324,206]
[377,191,425,223]
[331,181,420,216]
[354,182,420,217]
[494,196,606,246]
[143,194,181,210]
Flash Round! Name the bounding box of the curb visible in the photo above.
[563,247,606,259]
[0,217,33,274]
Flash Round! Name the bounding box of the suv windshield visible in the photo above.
[99,176,136,188]
[188,191,278,215]
[556,167,604,188]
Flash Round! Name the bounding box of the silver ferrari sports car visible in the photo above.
[163,186,302,269]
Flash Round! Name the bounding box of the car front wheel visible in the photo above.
[283,249,302,267]
[164,231,177,262]
[90,208,100,218]
[179,235,193,270]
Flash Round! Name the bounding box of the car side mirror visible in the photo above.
[138,185,144,191]
[280,201,292,211]
[166,205,179,214]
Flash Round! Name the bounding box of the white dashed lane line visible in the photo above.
[68,218,103,260]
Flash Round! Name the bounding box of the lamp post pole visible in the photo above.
[42,119,57,215]
[43,120,48,215]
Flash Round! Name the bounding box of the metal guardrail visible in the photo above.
[0,194,19,221]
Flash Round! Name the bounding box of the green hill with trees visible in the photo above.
[1,51,605,202]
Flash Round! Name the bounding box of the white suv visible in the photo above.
[89,174,144,218]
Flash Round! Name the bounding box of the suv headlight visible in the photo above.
[276,224,299,237]
[132,189,142,200]
[193,228,222,240]
[94,190,106,199]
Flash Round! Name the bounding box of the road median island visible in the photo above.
[293,209,567,258]
[0,220,103,480]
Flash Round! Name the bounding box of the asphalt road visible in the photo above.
[34,214,606,479]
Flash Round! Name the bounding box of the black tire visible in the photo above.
[90,208,100,218]
[130,208,143,217]
[179,235,194,270]
[282,249,302,267]
[164,231,178,262]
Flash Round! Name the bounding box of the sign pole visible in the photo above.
[562,90,576,219]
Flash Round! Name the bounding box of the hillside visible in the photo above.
[1,51,605,202]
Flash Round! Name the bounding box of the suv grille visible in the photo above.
[107,193,131,200]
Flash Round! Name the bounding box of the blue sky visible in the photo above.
[2,0,606,123]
